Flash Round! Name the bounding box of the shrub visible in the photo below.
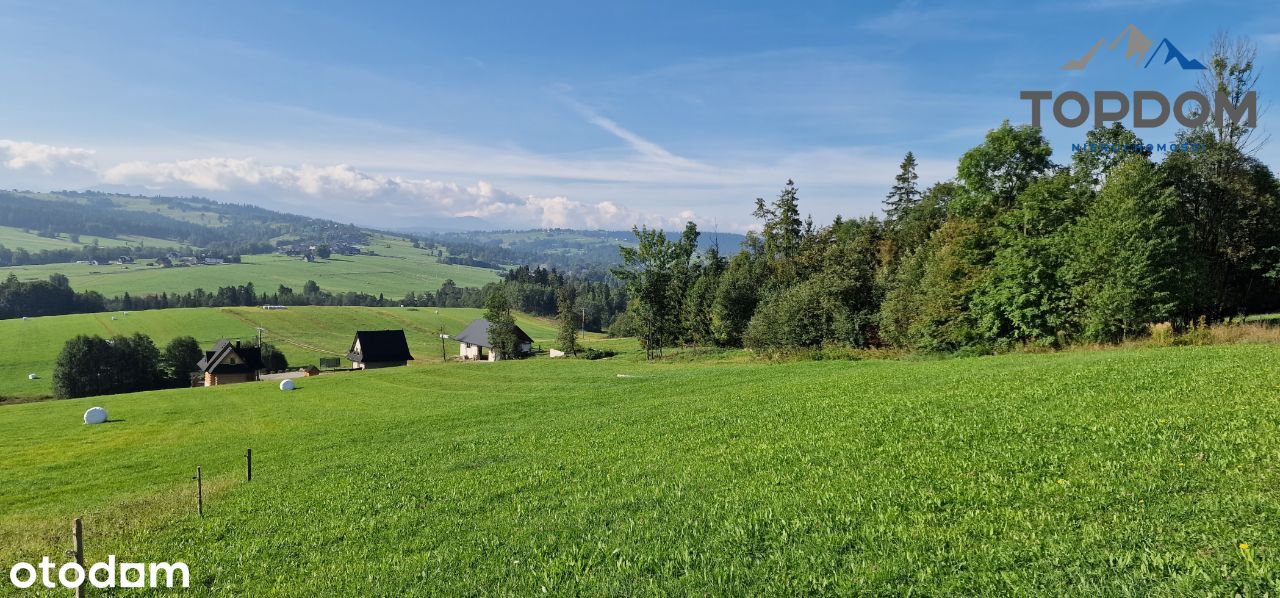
[1148,322,1174,346]
[260,343,289,372]
[581,348,617,360]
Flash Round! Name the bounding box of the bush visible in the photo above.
[260,343,289,372]
[581,348,617,360]
[1177,316,1214,346]
[1148,322,1175,346]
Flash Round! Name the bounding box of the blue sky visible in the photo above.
[1,0,1278,231]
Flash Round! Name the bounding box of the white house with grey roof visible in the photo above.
[453,318,533,361]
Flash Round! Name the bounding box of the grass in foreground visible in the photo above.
[1,344,1277,594]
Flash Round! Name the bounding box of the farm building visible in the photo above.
[347,330,415,369]
[454,319,534,361]
[196,339,265,386]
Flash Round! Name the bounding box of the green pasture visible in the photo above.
[1,344,1277,594]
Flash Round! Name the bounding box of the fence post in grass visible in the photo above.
[194,466,203,517]
[246,448,252,482]
[72,517,85,598]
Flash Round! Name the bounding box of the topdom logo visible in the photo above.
[1021,24,1256,129]
[1061,24,1206,71]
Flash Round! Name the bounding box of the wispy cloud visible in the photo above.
[555,93,708,170]
[858,1,1009,40]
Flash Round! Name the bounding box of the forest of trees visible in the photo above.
[491,266,626,332]
[611,40,1278,358]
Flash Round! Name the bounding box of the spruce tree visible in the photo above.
[884,152,920,224]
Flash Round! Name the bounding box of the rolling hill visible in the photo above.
[0,191,662,302]
[2,235,501,299]
[1,344,1276,593]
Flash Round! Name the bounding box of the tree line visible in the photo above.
[613,41,1278,357]
[52,333,288,399]
[2,267,629,328]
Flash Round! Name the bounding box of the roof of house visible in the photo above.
[453,318,534,349]
[196,339,265,374]
[347,330,415,363]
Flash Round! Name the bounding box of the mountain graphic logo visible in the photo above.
[1062,24,1206,71]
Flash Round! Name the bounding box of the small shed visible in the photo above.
[196,339,265,386]
[347,330,415,369]
[454,319,534,361]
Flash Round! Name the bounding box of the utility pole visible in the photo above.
[256,327,265,348]
[581,307,586,341]
[436,310,446,361]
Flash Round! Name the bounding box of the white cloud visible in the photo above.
[0,139,96,173]
[100,155,689,229]
[2,133,949,231]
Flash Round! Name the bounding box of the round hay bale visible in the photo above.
[279,379,296,391]
[84,407,108,425]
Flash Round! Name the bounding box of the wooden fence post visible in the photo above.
[195,467,203,517]
[72,518,85,598]
[246,449,252,482]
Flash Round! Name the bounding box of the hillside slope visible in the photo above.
[3,235,500,299]
[1,345,1277,594]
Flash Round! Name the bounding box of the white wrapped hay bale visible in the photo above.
[279,379,296,391]
[84,407,108,425]
[27,373,38,380]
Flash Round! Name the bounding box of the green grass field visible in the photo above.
[1,344,1277,594]
[0,224,178,252]
[0,240,500,299]
[0,306,615,400]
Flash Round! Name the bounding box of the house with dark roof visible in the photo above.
[347,330,415,369]
[196,339,265,386]
[453,318,533,361]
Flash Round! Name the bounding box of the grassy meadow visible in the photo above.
[0,306,616,400]
[0,224,178,252]
[0,243,500,298]
[1,344,1278,594]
